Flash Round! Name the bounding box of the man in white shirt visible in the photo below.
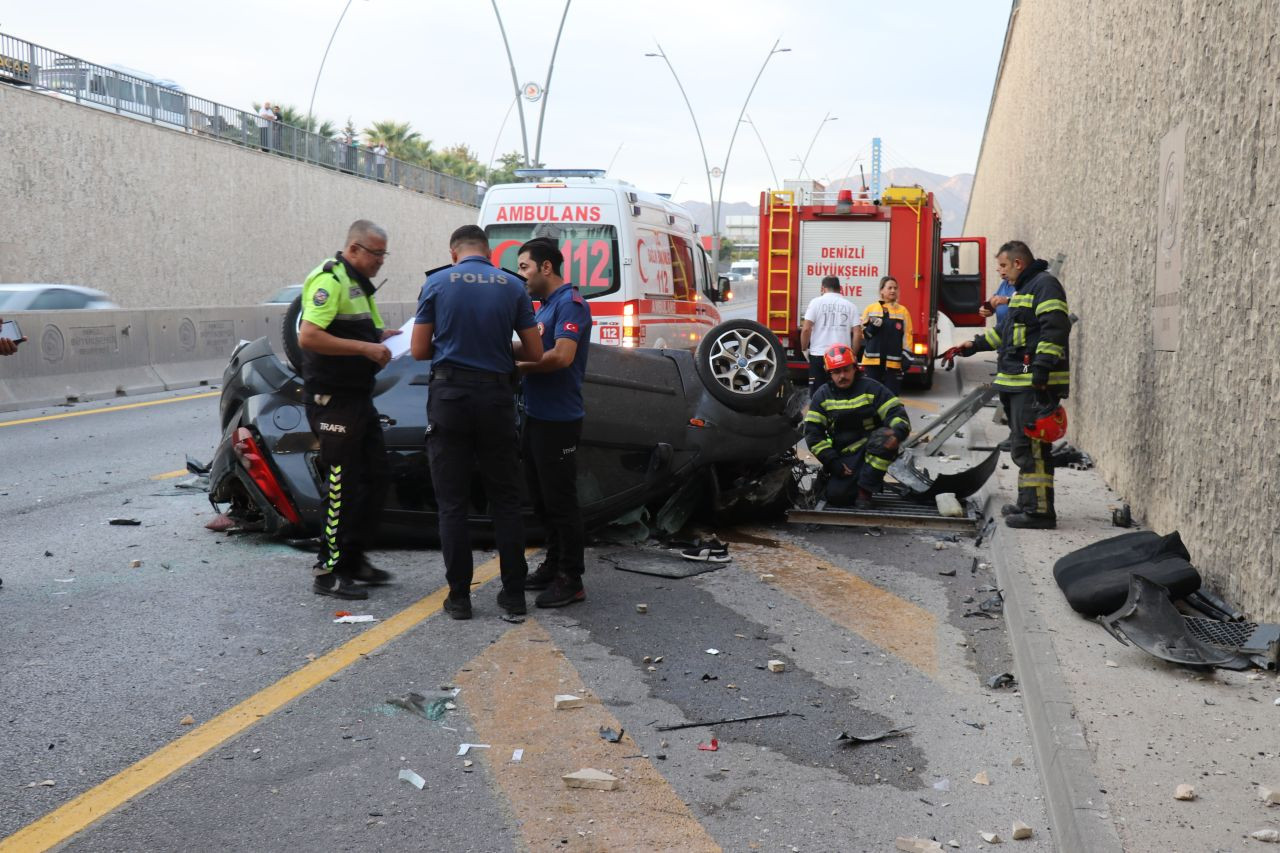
[374,143,388,182]
[800,276,857,396]
[257,102,274,150]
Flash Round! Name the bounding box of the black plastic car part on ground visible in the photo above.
[209,313,805,541]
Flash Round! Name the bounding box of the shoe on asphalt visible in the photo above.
[313,572,368,600]
[442,595,473,620]
[496,588,527,616]
[681,540,730,563]
[1000,503,1022,517]
[535,576,585,608]
[349,559,394,585]
[524,561,559,591]
[1005,512,1057,530]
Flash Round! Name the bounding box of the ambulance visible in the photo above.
[477,169,731,350]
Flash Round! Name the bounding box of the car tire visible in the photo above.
[282,295,305,373]
[694,319,787,413]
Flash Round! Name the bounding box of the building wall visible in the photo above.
[0,84,474,307]
[964,1,1280,616]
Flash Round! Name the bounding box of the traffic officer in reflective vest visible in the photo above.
[941,240,1071,529]
[299,219,399,600]
[804,343,911,509]
[411,225,543,620]
[853,275,913,393]
[513,238,592,608]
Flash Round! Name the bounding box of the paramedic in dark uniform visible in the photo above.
[411,225,543,620]
[299,219,400,600]
[514,238,592,609]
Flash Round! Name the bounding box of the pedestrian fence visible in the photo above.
[0,31,479,207]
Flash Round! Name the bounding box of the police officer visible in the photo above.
[299,220,399,600]
[411,225,543,620]
[940,240,1071,529]
[514,238,592,608]
[804,343,911,509]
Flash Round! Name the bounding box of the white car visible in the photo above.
[0,284,119,311]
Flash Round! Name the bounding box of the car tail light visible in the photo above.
[232,427,302,525]
[622,301,639,348]
[913,342,929,355]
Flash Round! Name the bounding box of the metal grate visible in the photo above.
[1184,617,1257,649]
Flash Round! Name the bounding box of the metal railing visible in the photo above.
[0,31,479,206]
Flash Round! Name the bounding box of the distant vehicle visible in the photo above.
[37,59,187,128]
[0,284,118,311]
[724,271,744,283]
[729,259,759,280]
[476,169,731,351]
[263,284,303,305]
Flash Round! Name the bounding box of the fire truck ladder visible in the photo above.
[764,190,797,337]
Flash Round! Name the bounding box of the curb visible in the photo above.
[986,505,1124,853]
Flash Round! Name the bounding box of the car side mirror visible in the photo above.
[716,275,733,303]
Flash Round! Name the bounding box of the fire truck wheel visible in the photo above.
[695,319,787,413]
[282,295,305,373]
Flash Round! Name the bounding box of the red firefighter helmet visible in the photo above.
[823,343,856,372]
[1024,405,1068,443]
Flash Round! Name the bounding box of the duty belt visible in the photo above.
[430,365,513,384]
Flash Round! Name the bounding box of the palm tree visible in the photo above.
[361,120,421,159]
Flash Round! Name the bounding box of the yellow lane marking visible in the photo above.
[729,537,938,675]
[149,469,189,481]
[902,398,939,413]
[0,391,220,429]
[456,621,720,852]
[0,557,502,853]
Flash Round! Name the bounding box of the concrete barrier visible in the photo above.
[0,302,417,413]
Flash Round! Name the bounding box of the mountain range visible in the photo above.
[681,168,974,235]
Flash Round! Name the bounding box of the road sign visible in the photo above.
[523,82,543,102]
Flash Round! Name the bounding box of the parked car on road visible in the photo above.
[0,284,118,311]
[209,315,803,541]
[262,284,303,304]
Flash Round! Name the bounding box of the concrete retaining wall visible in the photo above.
[964,2,1280,617]
[0,84,474,308]
[0,303,414,413]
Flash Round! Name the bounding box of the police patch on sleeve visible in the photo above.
[313,288,329,307]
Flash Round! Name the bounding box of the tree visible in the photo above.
[487,151,525,185]
[718,236,736,263]
[251,102,335,138]
[361,120,421,159]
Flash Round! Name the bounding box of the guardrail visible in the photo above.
[0,31,479,206]
[0,304,416,414]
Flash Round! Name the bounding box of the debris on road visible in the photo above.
[767,659,786,673]
[980,831,1003,844]
[760,573,775,582]
[109,518,142,526]
[387,692,428,719]
[205,514,235,532]
[837,726,913,746]
[697,739,719,751]
[129,559,143,568]
[1105,660,1119,668]
[1173,783,1196,801]
[979,592,1004,613]
[972,770,990,785]
[53,578,75,583]
[554,694,585,710]
[398,769,426,790]
[598,727,624,743]
[655,710,793,732]
[896,837,944,852]
[935,492,964,518]
[635,603,648,614]
[1259,785,1280,804]
[511,749,523,762]
[179,715,195,726]
[562,768,620,791]
[1011,821,1033,840]
[333,614,376,624]
[986,672,1016,689]
[705,648,720,655]
[456,743,490,756]
[931,778,951,792]
[1112,504,1133,528]
[1251,829,1280,843]
[1100,575,1258,669]
[938,567,957,577]
[24,780,56,788]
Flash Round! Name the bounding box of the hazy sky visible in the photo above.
[4,0,1010,204]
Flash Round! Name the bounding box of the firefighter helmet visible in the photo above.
[823,343,856,372]
[1024,405,1068,443]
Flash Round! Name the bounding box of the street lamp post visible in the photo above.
[647,41,787,271]
[742,114,780,190]
[492,0,573,169]
[797,112,837,180]
[307,0,362,131]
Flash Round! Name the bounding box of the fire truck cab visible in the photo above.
[757,183,987,388]
[478,169,731,351]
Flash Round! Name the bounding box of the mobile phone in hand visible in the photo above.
[1,319,25,344]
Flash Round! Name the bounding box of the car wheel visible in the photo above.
[694,319,787,413]
[282,295,305,373]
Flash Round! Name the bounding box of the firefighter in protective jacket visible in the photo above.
[805,343,912,509]
[940,240,1070,529]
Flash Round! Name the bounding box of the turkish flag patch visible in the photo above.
[563,322,580,333]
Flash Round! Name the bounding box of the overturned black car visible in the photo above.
[209,316,805,541]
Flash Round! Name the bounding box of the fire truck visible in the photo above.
[757,182,987,388]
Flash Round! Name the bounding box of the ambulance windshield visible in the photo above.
[486,224,618,298]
